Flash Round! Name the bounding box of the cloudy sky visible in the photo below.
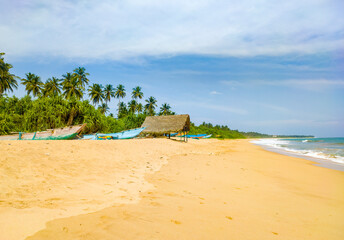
[1,0,344,136]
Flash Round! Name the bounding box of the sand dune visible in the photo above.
[0,139,343,240]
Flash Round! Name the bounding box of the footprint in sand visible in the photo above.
[150,201,161,206]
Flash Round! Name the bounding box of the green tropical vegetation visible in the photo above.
[144,96,157,116]
[0,53,18,96]
[189,122,314,139]
[189,122,246,139]
[1,52,309,139]
[21,73,43,97]
[0,52,174,135]
[43,77,62,97]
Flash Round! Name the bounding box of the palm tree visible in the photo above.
[98,103,109,114]
[0,53,18,96]
[73,67,89,88]
[136,103,143,114]
[128,99,137,113]
[144,96,157,116]
[0,53,6,74]
[21,73,43,97]
[62,76,83,100]
[88,83,104,105]
[43,77,61,97]
[159,103,172,115]
[114,84,126,116]
[132,86,143,100]
[118,102,127,118]
[62,72,73,86]
[104,84,115,103]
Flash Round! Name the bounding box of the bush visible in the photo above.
[0,96,146,135]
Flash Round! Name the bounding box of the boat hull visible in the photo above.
[0,124,86,140]
[82,127,145,140]
[175,133,208,139]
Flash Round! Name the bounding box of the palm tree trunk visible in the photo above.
[67,107,75,126]
[118,99,120,117]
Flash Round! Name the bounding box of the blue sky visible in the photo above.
[1,0,344,137]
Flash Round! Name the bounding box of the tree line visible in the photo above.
[0,52,174,135]
[1,53,174,117]
[2,52,287,139]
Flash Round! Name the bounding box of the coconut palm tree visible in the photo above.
[118,102,127,118]
[0,53,18,96]
[159,103,172,115]
[144,96,157,116]
[73,67,89,88]
[136,103,143,114]
[132,86,143,100]
[62,76,83,100]
[128,99,137,113]
[88,83,104,105]
[104,84,115,103]
[0,53,6,74]
[98,103,109,114]
[62,72,73,86]
[43,77,61,97]
[21,73,43,97]
[114,84,126,116]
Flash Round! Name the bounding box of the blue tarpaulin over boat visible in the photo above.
[82,127,145,140]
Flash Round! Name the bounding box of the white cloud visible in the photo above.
[1,0,343,61]
[210,91,222,95]
[221,79,344,90]
[244,119,344,127]
[171,99,248,115]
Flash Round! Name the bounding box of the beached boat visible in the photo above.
[175,133,208,139]
[186,134,207,139]
[0,124,86,140]
[82,127,145,140]
[203,134,212,139]
[163,132,178,137]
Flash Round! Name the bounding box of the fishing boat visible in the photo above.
[186,134,208,139]
[203,134,212,139]
[163,132,178,137]
[82,127,145,140]
[0,124,86,140]
[175,133,209,139]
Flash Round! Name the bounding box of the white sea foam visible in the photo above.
[251,139,344,165]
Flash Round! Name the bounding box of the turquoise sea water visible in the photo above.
[252,138,344,165]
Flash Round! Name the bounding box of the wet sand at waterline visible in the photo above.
[0,139,343,240]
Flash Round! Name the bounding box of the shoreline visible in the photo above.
[1,139,343,240]
[253,142,344,172]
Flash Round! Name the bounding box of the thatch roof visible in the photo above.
[141,114,190,134]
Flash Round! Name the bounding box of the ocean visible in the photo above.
[252,138,344,167]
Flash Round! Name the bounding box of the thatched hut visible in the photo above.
[141,114,190,136]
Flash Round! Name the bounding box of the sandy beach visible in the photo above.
[1,139,343,240]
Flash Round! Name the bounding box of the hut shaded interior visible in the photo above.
[141,114,190,135]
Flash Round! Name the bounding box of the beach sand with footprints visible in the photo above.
[0,139,343,240]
